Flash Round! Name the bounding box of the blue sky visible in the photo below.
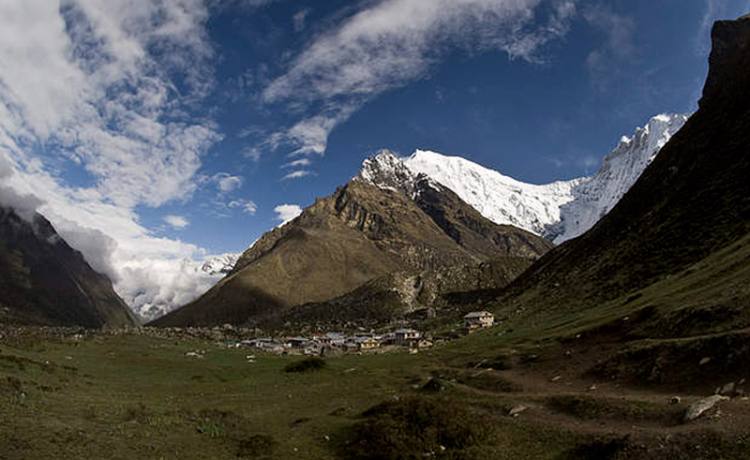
[154,0,749,255]
[0,0,748,314]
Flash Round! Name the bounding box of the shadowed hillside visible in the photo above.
[0,208,136,328]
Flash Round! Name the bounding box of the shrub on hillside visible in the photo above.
[283,357,326,373]
[338,396,493,459]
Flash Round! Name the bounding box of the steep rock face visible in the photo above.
[402,113,688,243]
[0,208,136,327]
[484,15,750,330]
[701,15,750,109]
[154,161,550,327]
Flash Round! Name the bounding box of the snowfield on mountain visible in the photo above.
[399,113,688,243]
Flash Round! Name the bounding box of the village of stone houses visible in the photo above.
[0,310,497,360]
[16,309,488,361]
[172,310,497,359]
[235,310,495,356]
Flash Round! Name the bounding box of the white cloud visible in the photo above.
[274,203,302,224]
[164,214,190,229]
[0,1,221,208]
[213,173,244,193]
[0,152,44,221]
[284,107,356,156]
[283,158,312,168]
[117,257,222,321]
[0,1,224,319]
[260,0,577,157]
[228,199,258,214]
[217,0,280,9]
[282,170,315,180]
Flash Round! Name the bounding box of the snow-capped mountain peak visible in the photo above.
[200,253,239,276]
[358,113,688,244]
[404,149,583,236]
[359,149,417,193]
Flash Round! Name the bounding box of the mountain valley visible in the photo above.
[1,10,749,460]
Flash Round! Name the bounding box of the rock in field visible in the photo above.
[683,395,729,423]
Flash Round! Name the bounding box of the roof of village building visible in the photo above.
[464,311,493,319]
[285,337,309,344]
[355,336,378,342]
[325,332,345,338]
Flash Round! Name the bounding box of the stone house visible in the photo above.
[463,311,495,330]
[394,328,421,345]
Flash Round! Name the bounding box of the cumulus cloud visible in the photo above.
[0,1,224,319]
[260,0,577,157]
[164,214,190,229]
[117,257,222,321]
[0,154,13,180]
[53,219,119,276]
[274,203,302,224]
[197,172,256,217]
[213,173,244,193]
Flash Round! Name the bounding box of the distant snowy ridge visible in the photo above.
[361,113,688,244]
[133,253,239,321]
[200,253,239,276]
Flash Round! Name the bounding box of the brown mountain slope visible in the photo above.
[468,16,750,335]
[0,208,137,328]
[153,166,551,327]
[277,257,536,329]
